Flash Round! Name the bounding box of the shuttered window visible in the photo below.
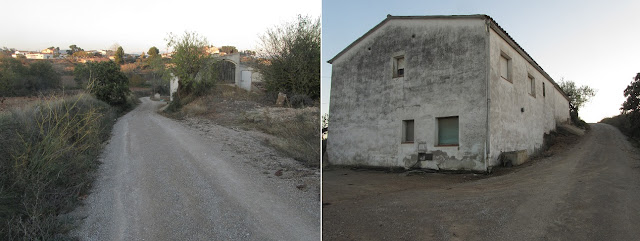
[437,117,459,146]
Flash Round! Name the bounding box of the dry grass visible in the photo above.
[0,94,117,239]
[246,107,320,167]
[165,84,320,168]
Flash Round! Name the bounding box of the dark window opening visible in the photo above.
[402,119,414,143]
[394,56,405,78]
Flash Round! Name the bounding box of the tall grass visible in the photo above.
[0,94,116,239]
[254,109,320,168]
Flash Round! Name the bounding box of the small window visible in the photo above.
[542,82,546,97]
[437,116,459,146]
[528,74,536,97]
[499,53,511,82]
[402,119,414,143]
[393,56,405,78]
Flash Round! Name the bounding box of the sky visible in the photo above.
[322,0,640,123]
[2,0,320,54]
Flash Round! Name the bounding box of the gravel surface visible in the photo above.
[71,97,319,240]
[323,123,640,240]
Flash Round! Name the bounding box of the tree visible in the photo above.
[72,51,89,58]
[220,46,238,54]
[67,44,84,55]
[110,43,121,52]
[621,73,640,137]
[115,46,125,65]
[559,79,596,126]
[166,31,212,98]
[147,56,168,94]
[256,15,320,100]
[27,61,61,90]
[83,61,130,107]
[242,50,256,56]
[147,46,160,57]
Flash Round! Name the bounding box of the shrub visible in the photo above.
[289,94,313,108]
[81,61,131,108]
[0,56,61,96]
[0,94,116,239]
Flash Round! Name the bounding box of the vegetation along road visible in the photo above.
[323,123,640,240]
[72,98,319,240]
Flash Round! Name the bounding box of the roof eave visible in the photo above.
[327,14,489,64]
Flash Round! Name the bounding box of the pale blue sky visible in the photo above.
[322,0,640,123]
[3,0,320,54]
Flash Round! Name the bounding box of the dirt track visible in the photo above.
[323,123,640,240]
[71,98,319,240]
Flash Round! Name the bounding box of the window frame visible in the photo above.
[499,52,512,82]
[402,119,414,143]
[393,55,405,78]
[528,74,536,97]
[436,116,459,147]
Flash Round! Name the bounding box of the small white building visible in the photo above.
[25,53,53,59]
[327,15,570,172]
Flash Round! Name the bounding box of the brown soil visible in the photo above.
[323,124,640,240]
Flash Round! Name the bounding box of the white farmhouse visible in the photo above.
[327,15,570,172]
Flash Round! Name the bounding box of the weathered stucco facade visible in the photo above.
[328,15,570,172]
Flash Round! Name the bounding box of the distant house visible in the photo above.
[25,53,53,59]
[327,15,570,172]
[205,46,220,55]
[11,50,30,58]
[99,49,114,56]
[41,48,58,55]
[12,50,53,59]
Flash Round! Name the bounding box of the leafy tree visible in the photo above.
[147,46,160,57]
[559,79,596,127]
[559,80,596,115]
[146,53,168,94]
[115,46,125,65]
[166,31,212,98]
[67,44,84,55]
[242,50,256,56]
[621,73,640,137]
[220,46,238,54]
[82,61,130,107]
[256,15,320,100]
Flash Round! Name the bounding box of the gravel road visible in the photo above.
[323,123,640,240]
[72,97,319,240]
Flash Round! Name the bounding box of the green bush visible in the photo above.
[77,61,131,108]
[0,94,116,239]
[0,56,61,96]
[256,15,320,100]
